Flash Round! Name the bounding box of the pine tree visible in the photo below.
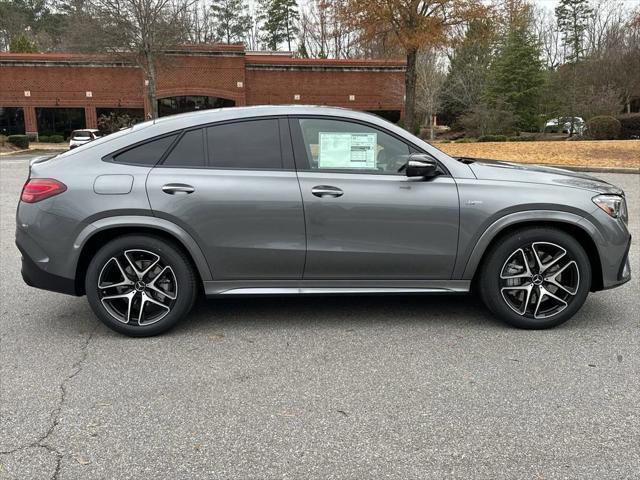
[484,18,545,131]
[259,0,299,51]
[555,0,592,62]
[555,0,592,135]
[440,18,497,123]
[211,0,252,44]
[9,33,37,53]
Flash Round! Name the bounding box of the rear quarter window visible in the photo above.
[112,134,178,166]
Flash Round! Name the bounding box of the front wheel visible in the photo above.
[85,235,197,336]
[479,227,592,329]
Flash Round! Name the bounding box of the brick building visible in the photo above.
[0,44,406,138]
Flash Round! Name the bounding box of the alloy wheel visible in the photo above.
[97,249,178,326]
[499,242,580,319]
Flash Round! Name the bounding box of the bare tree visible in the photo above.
[533,6,564,69]
[415,48,446,139]
[339,0,486,132]
[245,4,263,50]
[585,0,625,56]
[296,0,363,58]
[184,0,217,44]
[87,0,196,118]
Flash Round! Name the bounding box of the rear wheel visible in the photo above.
[479,227,591,329]
[85,235,197,336]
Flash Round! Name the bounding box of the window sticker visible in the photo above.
[318,132,377,169]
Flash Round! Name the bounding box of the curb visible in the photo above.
[0,148,66,157]
[0,149,30,156]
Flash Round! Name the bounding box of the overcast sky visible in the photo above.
[531,0,638,11]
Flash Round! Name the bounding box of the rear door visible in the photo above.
[290,116,460,280]
[146,118,306,280]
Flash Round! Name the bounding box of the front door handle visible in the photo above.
[311,185,343,198]
[162,183,195,195]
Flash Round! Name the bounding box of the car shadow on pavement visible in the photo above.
[175,293,505,334]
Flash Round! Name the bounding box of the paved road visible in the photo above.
[1,152,638,479]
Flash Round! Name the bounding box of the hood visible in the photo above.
[466,158,623,195]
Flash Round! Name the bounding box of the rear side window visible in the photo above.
[72,130,92,139]
[113,135,177,166]
[163,129,205,167]
[207,119,282,169]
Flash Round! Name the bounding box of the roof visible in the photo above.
[0,45,406,68]
[245,55,406,67]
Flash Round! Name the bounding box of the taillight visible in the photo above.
[20,178,67,203]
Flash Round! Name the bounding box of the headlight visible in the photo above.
[592,194,628,224]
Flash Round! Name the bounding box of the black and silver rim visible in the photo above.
[97,249,178,326]
[500,242,580,319]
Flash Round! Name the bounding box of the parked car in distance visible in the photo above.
[544,117,586,135]
[17,106,631,336]
[69,129,103,149]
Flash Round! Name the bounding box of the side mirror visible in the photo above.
[404,154,438,178]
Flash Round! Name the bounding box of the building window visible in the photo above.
[0,107,25,135]
[157,96,235,117]
[36,107,85,138]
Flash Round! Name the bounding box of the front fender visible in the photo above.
[456,209,605,280]
[73,215,213,281]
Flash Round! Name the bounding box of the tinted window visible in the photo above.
[113,135,177,166]
[163,129,205,167]
[207,119,282,169]
[72,130,92,139]
[297,119,410,174]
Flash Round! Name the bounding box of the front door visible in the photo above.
[290,117,459,280]
[147,118,306,280]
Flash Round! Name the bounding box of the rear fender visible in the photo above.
[74,215,212,281]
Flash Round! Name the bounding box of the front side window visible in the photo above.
[113,134,177,166]
[297,118,410,174]
[207,119,282,169]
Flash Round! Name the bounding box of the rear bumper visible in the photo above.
[18,244,78,296]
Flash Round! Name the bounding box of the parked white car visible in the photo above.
[69,129,103,149]
[544,117,585,135]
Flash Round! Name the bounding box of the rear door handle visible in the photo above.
[311,185,343,198]
[162,183,195,195]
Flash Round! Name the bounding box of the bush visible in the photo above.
[617,113,640,139]
[478,134,507,142]
[508,134,536,141]
[586,116,621,140]
[454,137,477,143]
[7,135,29,149]
[49,134,65,143]
[38,135,50,143]
[0,134,7,146]
[459,102,520,137]
[98,112,138,134]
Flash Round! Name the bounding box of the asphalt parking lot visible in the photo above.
[1,151,638,479]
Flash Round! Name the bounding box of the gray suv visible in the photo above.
[16,106,631,336]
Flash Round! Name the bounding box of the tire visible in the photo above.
[85,235,197,336]
[478,227,591,329]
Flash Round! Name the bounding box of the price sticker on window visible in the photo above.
[318,132,377,169]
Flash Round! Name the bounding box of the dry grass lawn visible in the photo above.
[435,140,640,170]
